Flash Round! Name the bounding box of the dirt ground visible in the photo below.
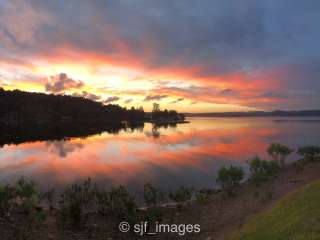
[1,161,319,240]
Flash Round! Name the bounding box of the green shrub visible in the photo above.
[95,189,110,215]
[15,177,37,198]
[0,177,42,216]
[59,178,95,227]
[96,186,138,223]
[107,186,138,223]
[216,165,244,193]
[267,143,293,166]
[195,191,211,204]
[59,185,83,226]
[143,183,165,207]
[0,185,15,214]
[142,183,165,223]
[169,186,193,210]
[248,156,280,185]
[14,177,39,214]
[297,145,320,162]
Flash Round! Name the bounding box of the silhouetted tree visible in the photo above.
[247,156,280,185]
[267,143,293,166]
[0,89,146,125]
[151,103,184,122]
[216,166,244,194]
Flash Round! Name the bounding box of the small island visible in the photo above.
[144,103,188,124]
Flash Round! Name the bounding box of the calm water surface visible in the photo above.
[1,117,320,192]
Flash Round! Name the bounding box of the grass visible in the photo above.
[228,180,320,240]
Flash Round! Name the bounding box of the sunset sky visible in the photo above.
[0,0,319,112]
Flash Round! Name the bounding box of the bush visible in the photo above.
[143,183,165,207]
[96,186,138,225]
[0,185,15,214]
[195,191,211,204]
[248,156,280,185]
[59,178,96,227]
[142,183,165,223]
[0,177,42,216]
[297,146,320,162]
[15,177,39,214]
[267,143,293,166]
[15,177,37,198]
[216,166,244,193]
[107,186,138,223]
[169,186,193,210]
[95,189,110,215]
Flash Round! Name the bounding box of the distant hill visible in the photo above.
[185,110,320,117]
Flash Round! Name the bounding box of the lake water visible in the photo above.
[1,117,320,193]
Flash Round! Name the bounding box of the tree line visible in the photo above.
[0,88,186,127]
[0,88,146,125]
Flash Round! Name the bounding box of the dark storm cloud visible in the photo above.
[4,0,319,72]
[1,0,320,109]
[282,60,320,90]
[45,73,84,93]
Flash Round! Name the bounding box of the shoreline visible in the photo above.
[143,120,190,124]
[0,155,319,239]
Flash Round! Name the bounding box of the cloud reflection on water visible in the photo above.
[0,117,320,191]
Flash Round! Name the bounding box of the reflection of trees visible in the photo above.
[46,140,83,158]
[124,121,145,133]
[150,122,177,139]
[152,125,160,139]
[0,118,179,146]
[0,120,145,148]
[153,122,177,129]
